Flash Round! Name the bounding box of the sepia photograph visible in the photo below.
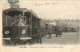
[2,0,80,46]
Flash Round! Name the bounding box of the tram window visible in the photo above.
[27,18,29,24]
[24,16,26,21]
[24,12,31,24]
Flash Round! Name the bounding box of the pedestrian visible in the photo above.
[37,29,42,44]
[48,28,52,39]
[49,33,52,39]
[54,26,60,37]
[59,28,62,37]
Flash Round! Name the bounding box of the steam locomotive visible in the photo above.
[3,8,41,44]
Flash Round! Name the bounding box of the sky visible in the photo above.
[2,0,80,20]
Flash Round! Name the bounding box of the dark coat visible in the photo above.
[54,27,62,35]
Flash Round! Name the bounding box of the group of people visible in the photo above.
[52,26,62,37]
[47,26,62,39]
[36,25,63,44]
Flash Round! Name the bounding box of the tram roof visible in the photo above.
[3,8,28,17]
[24,10,40,20]
[3,8,40,20]
[3,8,28,13]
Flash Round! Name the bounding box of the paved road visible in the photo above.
[3,32,80,45]
[42,32,79,44]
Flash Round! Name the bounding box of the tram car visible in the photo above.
[3,8,41,44]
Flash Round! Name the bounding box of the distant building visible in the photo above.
[52,19,80,32]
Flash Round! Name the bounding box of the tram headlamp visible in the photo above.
[22,30,26,34]
[5,31,9,34]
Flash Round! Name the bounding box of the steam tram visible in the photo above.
[3,8,41,44]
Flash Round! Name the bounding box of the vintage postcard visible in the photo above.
[0,0,80,52]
